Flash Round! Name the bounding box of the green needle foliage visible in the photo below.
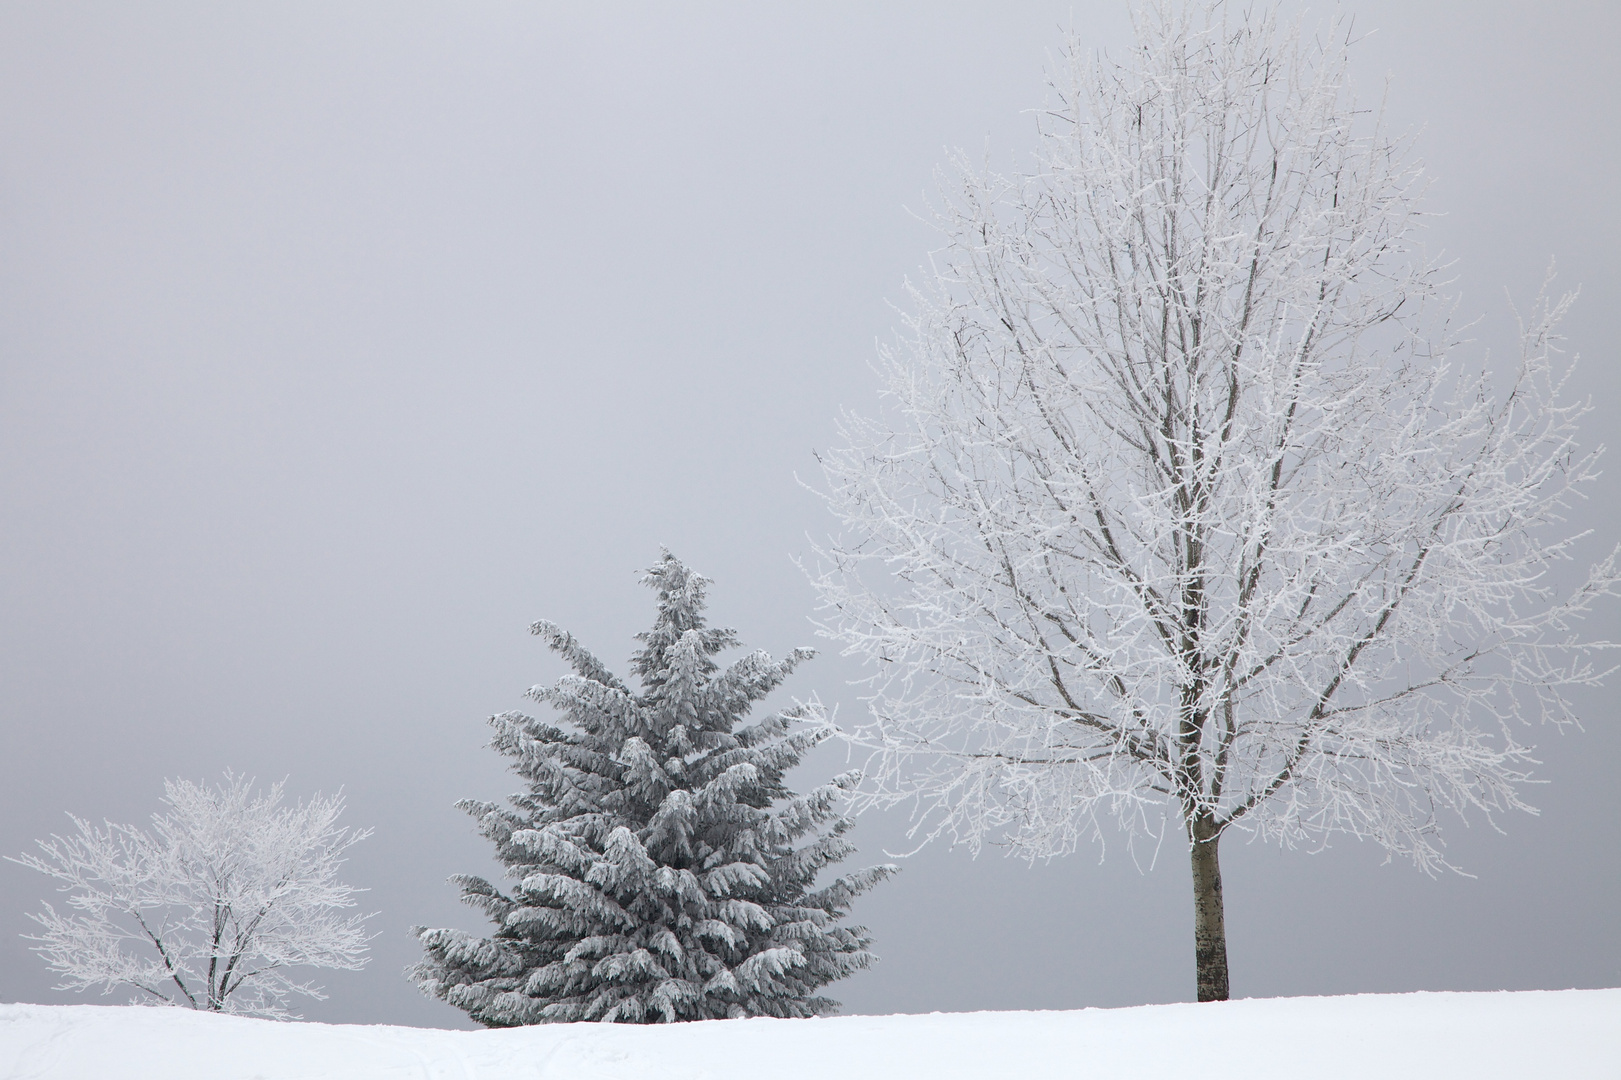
[412,553,892,1024]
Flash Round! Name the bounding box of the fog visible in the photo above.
[1,2,1615,1026]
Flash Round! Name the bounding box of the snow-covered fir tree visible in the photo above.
[412,553,893,1025]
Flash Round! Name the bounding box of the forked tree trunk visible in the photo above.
[1190,822,1230,1002]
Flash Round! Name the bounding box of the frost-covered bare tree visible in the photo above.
[10,774,373,1019]
[809,1,1616,1002]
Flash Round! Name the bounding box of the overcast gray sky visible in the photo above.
[1,2,1616,1028]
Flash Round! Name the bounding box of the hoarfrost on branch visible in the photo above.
[809,2,1615,898]
[10,774,373,1019]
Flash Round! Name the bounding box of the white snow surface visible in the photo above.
[1,990,1616,1079]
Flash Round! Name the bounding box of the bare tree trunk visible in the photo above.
[1190,822,1230,1002]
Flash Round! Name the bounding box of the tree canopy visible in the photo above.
[413,553,892,1024]
[809,1,1615,1000]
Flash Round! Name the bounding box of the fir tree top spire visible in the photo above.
[631,550,738,692]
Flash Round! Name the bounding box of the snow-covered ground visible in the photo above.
[1,990,1616,1079]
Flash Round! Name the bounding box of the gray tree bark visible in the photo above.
[1190,822,1230,1002]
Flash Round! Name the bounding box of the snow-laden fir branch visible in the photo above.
[412,553,894,1025]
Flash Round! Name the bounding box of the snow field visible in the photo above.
[1,989,1617,1079]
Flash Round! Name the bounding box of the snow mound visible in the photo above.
[1,990,1616,1079]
